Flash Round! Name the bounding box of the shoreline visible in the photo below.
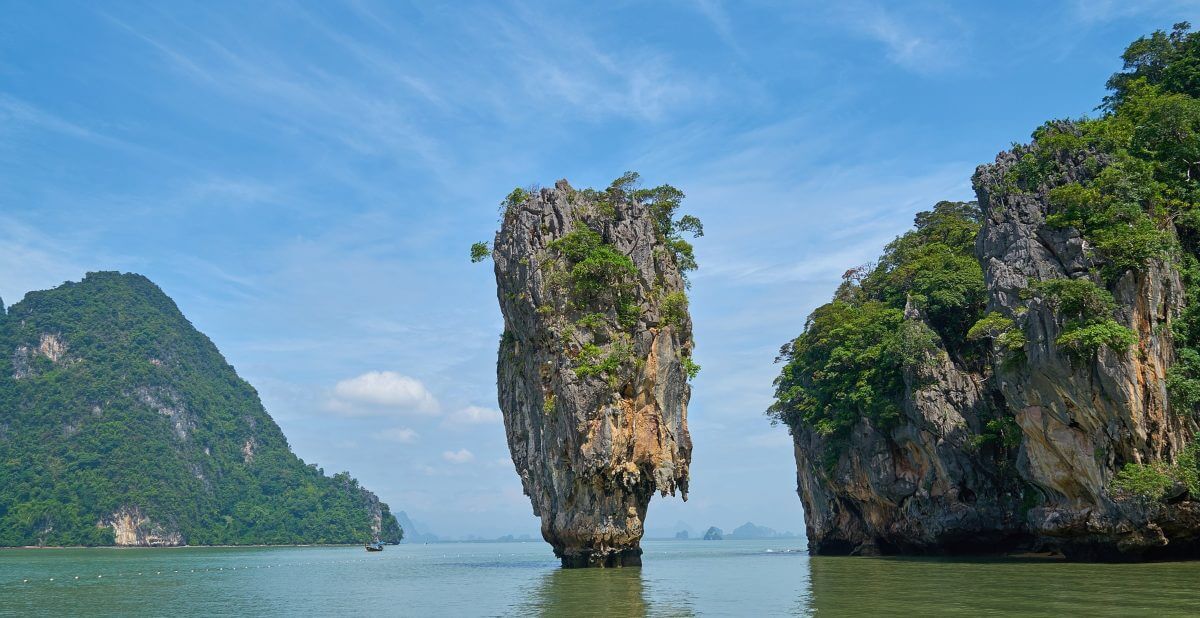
[1,543,376,550]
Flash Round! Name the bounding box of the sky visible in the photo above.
[2,0,1197,539]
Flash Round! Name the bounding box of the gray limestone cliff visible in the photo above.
[785,128,1200,560]
[491,178,696,567]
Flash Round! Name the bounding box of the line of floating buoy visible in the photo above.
[10,551,390,587]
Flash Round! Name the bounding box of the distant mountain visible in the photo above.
[703,526,723,540]
[727,522,797,539]
[646,519,696,540]
[394,510,439,543]
[0,272,402,547]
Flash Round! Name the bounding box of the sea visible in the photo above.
[2,538,1199,616]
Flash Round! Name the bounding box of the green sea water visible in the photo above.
[2,539,1199,616]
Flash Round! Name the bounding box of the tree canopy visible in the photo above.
[0,272,402,546]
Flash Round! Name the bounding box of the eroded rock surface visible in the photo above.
[789,131,1200,560]
[492,179,694,567]
[975,141,1200,559]
[100,507,184,547]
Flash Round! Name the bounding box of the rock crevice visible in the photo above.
[492,179,694,567]
[787,134,1200,560]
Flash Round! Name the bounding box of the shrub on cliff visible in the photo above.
[1104,21,1200,111]
[548,224,639,305]
[486,174,703,383]
[1022,278,1136,360]
[1111,435,1200,501]
[769,202,985,441]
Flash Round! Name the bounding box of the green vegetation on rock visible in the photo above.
[768,201,985,440]
[773,22,1200,453]
[0,272,402,547]
[470,241,491,263]
[1025,23,1200,409]
[1023,278,1136,360]
[494,173,702,386]
[548,224,639,305]
[967,312,1027,356]
[1111,435,1200,501]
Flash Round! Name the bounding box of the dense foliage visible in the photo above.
[771,23,1200,451]
[469,241,490,263]
[1023,279,1136,361]
[492,173,703,383]
[0,272,402,546]
[1111,433,1200,501]
[768,201,985,439]
[1019,23,1200,411]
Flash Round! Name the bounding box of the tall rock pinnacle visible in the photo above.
[489,175,699,567]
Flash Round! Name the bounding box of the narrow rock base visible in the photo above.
[558,546,643,568]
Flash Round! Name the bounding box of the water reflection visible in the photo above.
[512,564,703,617]
[515,567,648,616]
[807,554,1200,616]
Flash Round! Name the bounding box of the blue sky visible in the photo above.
[2,1,1196,539]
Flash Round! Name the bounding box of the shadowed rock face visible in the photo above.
[492,179,693,567]
[974,141,1199,559]
[791,131,1200,560]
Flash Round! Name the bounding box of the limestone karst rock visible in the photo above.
[779,126,1200,560]
[491,177,697,567]
[773,24,1200,559]
[0,272,402,546]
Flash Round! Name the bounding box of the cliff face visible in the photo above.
[975,144,1200,558]
[786,131,1200,560]
[0,272,402,547]
[100,507,185,547]
[492,179,694,567]
[793,301,1028,555]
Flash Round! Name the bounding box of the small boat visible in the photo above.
[365,542,384,552]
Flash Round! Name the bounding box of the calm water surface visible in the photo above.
[2,539,1199,616]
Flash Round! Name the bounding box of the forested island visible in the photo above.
[770,23,1200,560]
[0,272,401,547]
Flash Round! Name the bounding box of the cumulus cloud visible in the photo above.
[327,371,439,416]
[377,426,418,443]
[444,405,502,427]
[442,448,475,464]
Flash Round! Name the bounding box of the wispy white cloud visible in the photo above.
[328,371,440,416]
[831,1,969,74]
[744,430,793,449]
[442,448,475,464]
[0,216,98,305]
[1069,0,1196,24]
[487,457,514,469]
[484,3,717,122]
[443,405,503,427]
[0,94,127,147]
[377,426,419,444]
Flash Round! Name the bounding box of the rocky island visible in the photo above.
[770,23,1200,560]
[482,174,701,567]
[0,272,402,547]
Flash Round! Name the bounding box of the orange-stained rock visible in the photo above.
[492,179,694,567]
